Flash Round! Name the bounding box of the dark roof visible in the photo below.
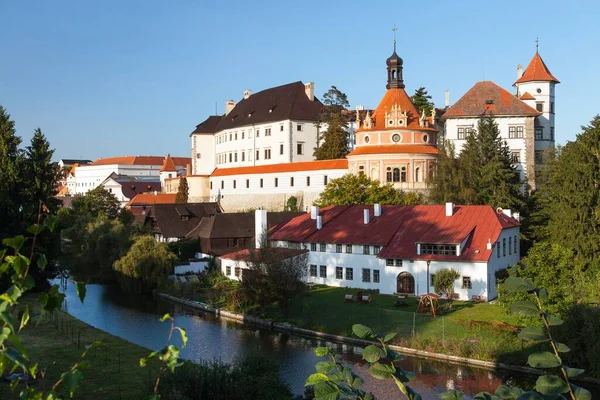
[444,81,541,118]
[186,211,304,240]
[60,159,93,165]
[190,81,323,135]
[220,247,307,263]
[101,173,162,200]
[148,203,222,239]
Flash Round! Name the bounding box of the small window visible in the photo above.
[536,103,543,112]
[462,276,472,289]
[430,273,436,287]
[235,132,238,140]
[297,124,303,131]
[324,175,328,185]
[309,265,317,277]
[221,181,224,189]
[210,181,213,190]
[345,267,353,280]
[515,235,518,253]
[290,177,294,187]
[226,266,231,276]
[196,152,201,159]
[233,180,236,189]
[509,236,512,255]
[297,143,304,155]
[457,127,465,140]
[256,150,260,160]
[395,259,402,267]
[265,128,271,136]
[319,265,327,278]
[260,178,263,188]
[264,148,271,160]
[335,267,343,280]
[345,245,352,254]
[386,259,394,266]
[550,102,555,114]
[373,270,380,283]
[234,267,241,277]
[280,125,284,132]
[242,131,245,139]
[373,245,381,254]
[363,245,370,255]
[511,151,521,163]
[241,151,245,162]
[535,128,543,140]
[275,177,278,187]
[306,176,310,186]
[256,129,260,137]
[319,243,326,252]
[280,143,284,155]
[535,150,544,164]
[497,242,500,258]
[358,166,365,175]
[503,238,506,257]
[550,127,555,141]
[362,268,371,283]
[234,152,238,162]
[336,244,342,253]
[517,126,524,138]
[310,243,317,252]
[246,179,249,188]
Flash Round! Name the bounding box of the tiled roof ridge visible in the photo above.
[210,159,348,177]
[514,53,560,85]
[160,154,178,172]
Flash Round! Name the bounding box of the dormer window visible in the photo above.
[421,244,457,256]
[181,215,189,221]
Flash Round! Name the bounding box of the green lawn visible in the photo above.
[0,296,159,400]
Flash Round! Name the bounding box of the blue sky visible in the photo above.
[1,0,598,160]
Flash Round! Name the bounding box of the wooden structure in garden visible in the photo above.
[416,293,441,317]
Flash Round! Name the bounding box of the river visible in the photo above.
[59,282,550,399]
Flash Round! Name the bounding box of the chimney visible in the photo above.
[154,190,158,196]
[305,82,315,101]
[225,100,236,115]
[310,205,319,220]
[502,209,513,218]
[363,209,370,225]
[255,209,268,249]
[445,202,454,217]
[374,203,382,217]
[316,215,322,230]
[186,163,191,176]
[445,90,450,108]
[517,64,523,79]
[513,212,520,222]
[244,89,251,100]
[486,239,492,250]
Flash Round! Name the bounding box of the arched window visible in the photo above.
[386,167,392,182]
[415,167,420,182]
[392,70,396,79]
[393,168,400,182]
[401,167,407,183]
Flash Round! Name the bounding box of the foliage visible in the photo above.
[433,268,461,308]
[429,141,461,204]
[71,186,121,219]
[175,177,189,203]
[556,303,600,378]
[155,354,292,400]
[545,115,600,263]
[315,86,351,160]
[410,87,434,116]
[314,174,424,207]
[167,238,200,262]
[286,196,299,212]
[241,238,308,317]
[114,235,176,292]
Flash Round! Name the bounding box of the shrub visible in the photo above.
[433,268,461,307]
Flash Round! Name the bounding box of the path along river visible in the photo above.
[59,281,557,399]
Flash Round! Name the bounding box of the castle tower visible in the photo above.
[160,154,177,190]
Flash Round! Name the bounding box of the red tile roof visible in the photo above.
[358,88,435,131]
[160,154,178,172]
[220,247,308,262]
[444,81,541,118]
[126,193,176,207]
[519,92,536,100]
[91,156,191,166]
[211,159,348,177]
[514,53,560,85]
[271,204,519,262]
[347,145,439,157]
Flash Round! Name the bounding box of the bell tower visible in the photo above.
[386,37,404,89]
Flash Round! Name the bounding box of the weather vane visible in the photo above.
[535,37,539,53]
[392,24,398,51]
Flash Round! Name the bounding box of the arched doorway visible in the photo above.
[397,272,415,294]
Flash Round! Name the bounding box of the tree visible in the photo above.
[314,86,350,160]
[314,173,424,207]
[72,186,121,219]
[544,115,600,263]
[285,196,299,212]
[433,268,461,308]
[114,235,176,292]
[175,176,189,203]
[411,87,434,116]
[429,140,462,204]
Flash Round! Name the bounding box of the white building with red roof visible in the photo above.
[261,203,520,301]
[443,50,559,190]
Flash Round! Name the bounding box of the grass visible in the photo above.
[0,295,160,400]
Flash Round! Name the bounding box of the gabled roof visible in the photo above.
[271,204,520,262]
[220,248,307,263]
[127,193,177,207]
[186,212,304,240]
[148,203,222,239]
[519,92,536,100]
[160,154,178,172]
[514,53,560,85]
[91,156,191,167]
[60,159,92,165]
[100,173,161,200]
[210,159,348,177]
[191,81,323,135]
[444,81,541,118]
[347,145,438,157]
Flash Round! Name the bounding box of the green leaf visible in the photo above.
[2,235,26,252]
[536,288,549,299]
[439,389,465,400]
[43,215,56,232]
[474,393,498,400]
[546,314,564,326]
[555,342,570,353]
[387,349,406,362]
[515,392,544,400]
[305,372,329,386]
[564,366,585,378]
[352,324,374,340]
[518,326,548,342]
[504,277,536,293]
[495,384,523,399]
[383,332,397,343]
[510,301,539,317]
[405,385,422,400]
[0,311,16,332]
[535,375,569,395]
[351,376,364,387]
[362,345,385,363]
[60,369,84,397]
[571,384,592,400]
[27,224,44,235]
[316,361,336,374]
[369,362,395,380]
[1,347,28,369]
[37,254,48,271]
[174,326,187,348]
[315,347,330,357]
[159,313,171,322]
[313,381,340,398]
[18,304,30,331]
[527,351,561,368]
[76,282,86,304]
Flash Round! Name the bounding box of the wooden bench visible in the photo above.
[471,295,486,302]
[344,294,354,302]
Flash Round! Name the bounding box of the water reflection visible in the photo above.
[58,282,574,398]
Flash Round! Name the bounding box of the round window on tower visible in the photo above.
[388,120,394,126]
[365,136,370,144]
[537,88,542,94]
[398,120,404,126]
[423,134,429,143]
[392,133,401,143]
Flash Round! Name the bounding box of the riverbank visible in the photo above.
[0,296,158,400]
